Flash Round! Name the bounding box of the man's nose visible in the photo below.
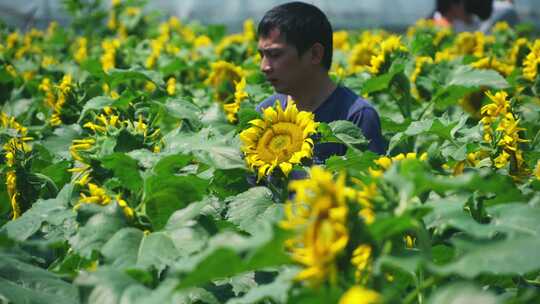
[260,57,272,74]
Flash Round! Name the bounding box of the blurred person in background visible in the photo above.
[432,0,493,32]
[479,0,519,33]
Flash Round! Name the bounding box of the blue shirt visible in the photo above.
[257,86,386,164]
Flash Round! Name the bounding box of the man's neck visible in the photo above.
[289,73,337,112]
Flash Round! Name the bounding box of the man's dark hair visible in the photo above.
[436,0,462,14]
[465,0,493,20]
[436,0,493,20]
[258,2,333,70]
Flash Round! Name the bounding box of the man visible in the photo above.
[479,0,519,33]
[432,0,493,32]
[256,2,386,164]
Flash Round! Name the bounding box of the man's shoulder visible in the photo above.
[335,86,376,117]
[256,93,288,112]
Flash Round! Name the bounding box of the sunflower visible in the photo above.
[523,40,540,82]
[239,101,318,180]
[368,35,407,75]
[281,167,352,285]
[205,60,246,102]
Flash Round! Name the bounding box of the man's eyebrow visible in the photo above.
[257,47,283,53]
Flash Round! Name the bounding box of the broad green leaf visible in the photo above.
[78,96,114,122]
[174,224,291,289]
[447,65,509,89]
[144,156,209,230]
[75,267,142,304]
[2,184,74,241]
[101,228,144,269]
[432,236,540,278]
[225,187,282,234]
[0,253,79,304]
[107,68,165,87]
[427,282,500,304]
[328,120,367,146]
[69,211,126,258]
[226,267,298,304]
[40,124,82,160]
[137,232,182,273]
[325,150,380,177]
[101,153,143,193]
[164,128,245,170]
[161,98,202,129]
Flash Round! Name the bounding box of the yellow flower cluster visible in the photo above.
[471,56,514,76]
[223,77,248,123]
[351,244,373,284]
[523,40,540,82]
[480,91,528,172]
[333,31,350,51]
[74,37,88,63]
[101,39,121,72]
[410,56,433,99]
[281,167,352,285]
[75,182,134,219]
[347,32,384,74]
[240,101,318,180]
[454,31,493,57]
[205,60,246,102]
[215,19,256,56]
[368,35,407,75]
[146,22,171,69]
[69,107,163,219]
[167,77,176,96]
[39,74,73,126]
[1,112,32,219]
[369,152,428,178]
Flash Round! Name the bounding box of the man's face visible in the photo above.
[257,28,311,94]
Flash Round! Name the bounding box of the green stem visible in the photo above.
[404,276,436,304]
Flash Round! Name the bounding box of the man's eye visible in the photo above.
[268,51,281,58]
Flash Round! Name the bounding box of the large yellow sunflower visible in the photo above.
[281,166,352,285]
[240,101,318,180]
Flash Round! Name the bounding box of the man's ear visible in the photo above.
[310,43,324,65]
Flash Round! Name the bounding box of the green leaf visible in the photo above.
[175,224,291,289]
[404,118,457,141]
[69,211,126,258]
[432,236,540,278]
[326,150,380,177]
[432,85,478,110]
[101,228,144,269]
[427,283,500,304]
[40,125,81,160]
[328,120,367,146]
[101,153,143,193]
[226,267,298,304]
[368,216,417,242]
[2,184,74,241]
[161,98,202,128]
[225,187,282,234]
[78,96,114,122]
[0,253,79,304]
[144,156,209,230]
[447,65,509,89]
[38,160,72,190]
[164,128,245,170]
[107,68,165,87]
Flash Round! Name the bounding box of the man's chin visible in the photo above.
[272,84,289,94]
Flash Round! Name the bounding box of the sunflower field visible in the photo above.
[1,1,540,303]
